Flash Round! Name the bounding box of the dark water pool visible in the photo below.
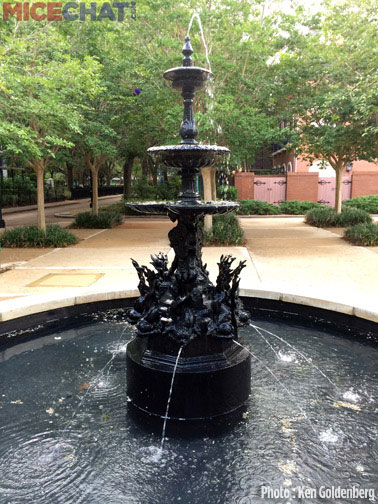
[0,310,377,504]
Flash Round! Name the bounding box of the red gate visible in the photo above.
[318,176,352,206]
[253,176,286,205]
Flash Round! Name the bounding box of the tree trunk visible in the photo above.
[162,166,168,182]
[141,156,149,178]
[34,164,46,230]
[66,163,74,190]
[334,163,344,214]
[90,166,99,215]
[123,154,135,199]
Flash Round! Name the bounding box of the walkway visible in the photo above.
[0,216,378,322]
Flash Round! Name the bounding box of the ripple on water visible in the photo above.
[0,429,101,503]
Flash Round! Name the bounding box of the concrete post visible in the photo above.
[201,166,217,232]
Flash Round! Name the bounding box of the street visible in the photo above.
[2,194,123,228]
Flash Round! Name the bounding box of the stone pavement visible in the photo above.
[0,215,378,322]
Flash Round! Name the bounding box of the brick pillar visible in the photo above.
[234,172,254,200]
[286,172,319,202]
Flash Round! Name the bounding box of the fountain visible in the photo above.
[125,36,251,431]
[0,25,378,504]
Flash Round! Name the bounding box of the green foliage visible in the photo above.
[73,211,122,229]
[0,225,78,248]
[131,178,157,200]
[217,185,238,201]
[333,207,372,227]
[157,177,181,201]
[305,206,338,227]
[131,177,181,201]
[279,200,322,215]
[343,196,378,214]
[237,200,281,215]
[344,223,378,246]
[204,213,244,246]
[305,206,372,227]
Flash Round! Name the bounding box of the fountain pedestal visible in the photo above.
[126,37,251,431]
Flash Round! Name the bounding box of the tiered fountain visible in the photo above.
[126,37,251,430]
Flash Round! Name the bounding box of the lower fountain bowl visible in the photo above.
[126,337,251,434]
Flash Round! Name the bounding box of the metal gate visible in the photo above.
[254,176,286,205]
[318,176,352,206]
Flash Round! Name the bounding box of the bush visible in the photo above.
[344,222,378,246]
[279,200,322,215]
[73,210,122,229]
[305,206,372,228]
[157,177,181,200]
[305,206,335,227]
[204,213,244,245]
[343,195,378,214]
[217,185,238,201]
[0,225,78,248]
[237,200,281,215]
[333,206,372,227]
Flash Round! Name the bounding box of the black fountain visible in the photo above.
[126,37,251,431]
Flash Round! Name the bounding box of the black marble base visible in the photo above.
[126,337,251,426]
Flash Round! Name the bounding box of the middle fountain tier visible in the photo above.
[126,37,251,432]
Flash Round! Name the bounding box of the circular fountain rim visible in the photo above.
[163,66,212,81]
[1,288,378,348]
[147,144,230,153]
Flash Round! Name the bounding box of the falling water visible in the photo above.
[160,346,184,452]
[187,12,212,72]
[250,323,337,388]
[232,339,326,445]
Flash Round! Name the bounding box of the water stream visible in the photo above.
[250,323,337,388]
[187,12,212,71]
[160,346,184,452]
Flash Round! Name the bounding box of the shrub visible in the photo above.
[344,222,378,246]
[305,206,336,227]
[333,207,372,227]
[131,177,157,200]
[305,206,372,228]
[0,225,78,248]
[157,177,181,200]
[73,210,122,229]
[204,213,244,245]
[237,200,281,215]
[217,185,238,201]
[279,200,322,215]
[343,195,378,214]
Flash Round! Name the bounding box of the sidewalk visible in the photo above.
[2,194,122,215]
[0,216,378,322]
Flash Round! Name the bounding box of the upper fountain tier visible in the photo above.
[147,36,230,170]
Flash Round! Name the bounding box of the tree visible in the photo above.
[284,0,378,212]
[0,21,100,227]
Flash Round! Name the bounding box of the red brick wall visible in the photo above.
[234,172,254,199]
[286,172,319,202]
[351,172,378,198]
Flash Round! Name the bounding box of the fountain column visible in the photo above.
[126,36,251,433]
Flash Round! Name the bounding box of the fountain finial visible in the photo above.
[182,36,193,67]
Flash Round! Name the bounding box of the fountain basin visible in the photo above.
[163,66,212,90]
[147,144,230,169]
[0,299,377,503]
[126,200,239,216]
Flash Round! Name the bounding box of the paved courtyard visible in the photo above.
[1,215,378,321]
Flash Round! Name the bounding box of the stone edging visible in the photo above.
[0,286,377,325]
